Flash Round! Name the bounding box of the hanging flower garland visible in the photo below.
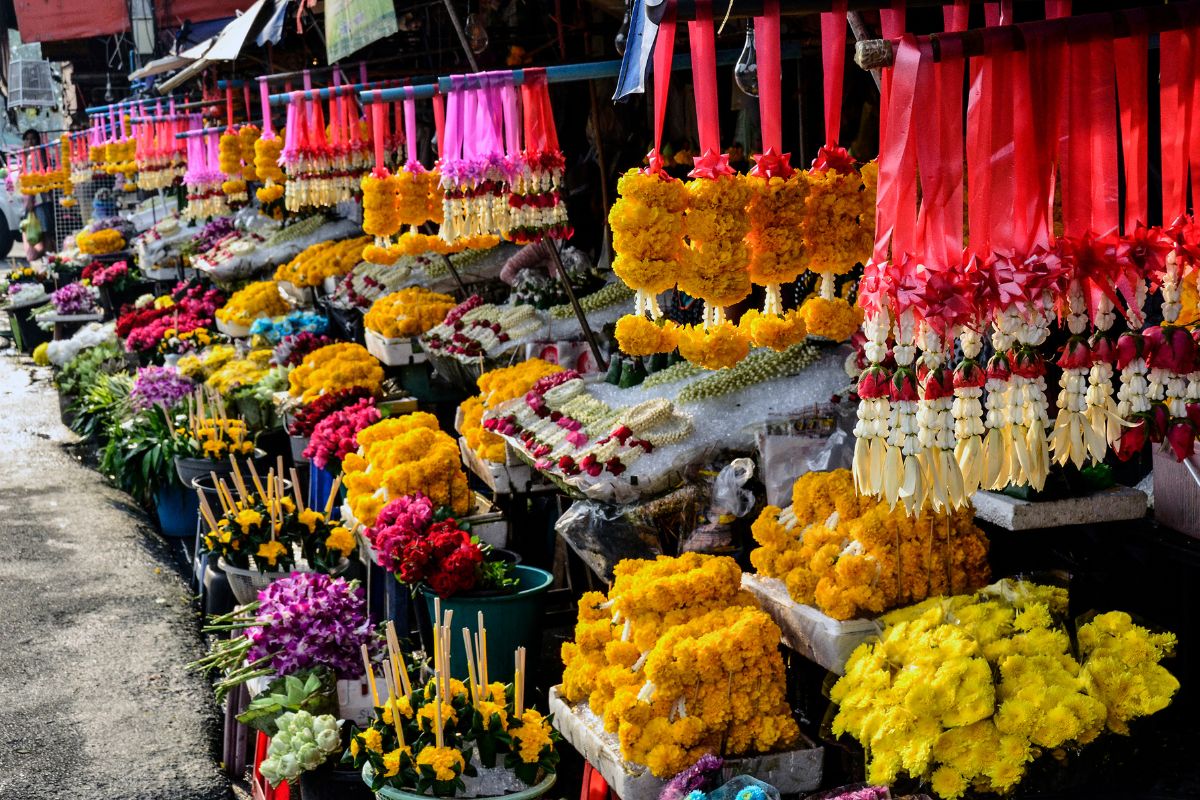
[672,1,752,370]
[743,0,807,353]
[510,69,571,243]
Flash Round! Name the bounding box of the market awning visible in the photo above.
[129,51,197,81]
[13,0,254,44]
[156,0,269,94]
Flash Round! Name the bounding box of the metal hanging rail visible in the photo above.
[359,44,801,104]
[265,80,409,106]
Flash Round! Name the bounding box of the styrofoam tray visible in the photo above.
[459,436,554,496]
[548,687,822,800]
[365,327,428,365]
[741,573,880,675]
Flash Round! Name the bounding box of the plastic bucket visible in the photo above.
[174,450,269,489]
[308,464,343,518]
[154,481,199,538]
[363,763,556,800]
[421,565,553,684]
[300,765,375,800]
[219,556,349,605]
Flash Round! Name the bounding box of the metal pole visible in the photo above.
[545,240,606,370]
[441,0,481,73]
[440,254,469,296]
[587,80,613,267]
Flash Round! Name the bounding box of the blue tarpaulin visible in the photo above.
[613,0,659,101]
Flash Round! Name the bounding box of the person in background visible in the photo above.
[20,128,56,261]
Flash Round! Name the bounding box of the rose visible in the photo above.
[1166,419,1196,461]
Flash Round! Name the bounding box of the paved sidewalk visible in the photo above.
[0,353,228,799]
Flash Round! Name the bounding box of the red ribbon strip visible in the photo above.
[1114,22,1148,230]
[686,0,729,177]
[820,0,848,149]
[753,0,782,154]
[647,3,676,173]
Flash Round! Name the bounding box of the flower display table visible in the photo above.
[547,687,823,800]
[740,573,880,675]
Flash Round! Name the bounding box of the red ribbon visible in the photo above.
[432,93,445,158]
[520,68,560,154]
[645,3,677,173]
[371,102,386,173]
[820,0,848,149]
[873,34,921,270]
[753,0,782,155]
[1114,21,1148,230]
[1160,27,1193,224]
[686,0,730,178]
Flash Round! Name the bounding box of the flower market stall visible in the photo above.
[9,1,1200,798]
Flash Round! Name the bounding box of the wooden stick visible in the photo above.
[246,457,267,499]
[323,474,343,516]
[381,663,406,745]
[478,611,489,689]
[463,627,479,709]
[228,454,249,500]
[433,664,445,748]
[209,472,231,512]
[516,647,526,716]
[386,621,412,696]
[289,467,305,510]
[361,643,379,707]
[197,488,220,532]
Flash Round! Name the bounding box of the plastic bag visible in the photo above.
[20,210,43,246]
[680,458,757,553]
[555,499,661,582]
[705,776,780,800]
[755,403,857,506]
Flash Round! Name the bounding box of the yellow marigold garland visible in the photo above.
[675,322,750,371]
[287,342,384,403]
[216,280,291,328]
[254,134,286,205]
[560,554,798,778]
[610,170,688,356]
[799,294,862,342]
[238,125,261,182]
[614,316,680,358]
[749,469,990,620]
[365,287,457,339]
[738,309,807,352]
[275,236,373,288]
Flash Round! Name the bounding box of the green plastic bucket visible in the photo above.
[421,565,553,684]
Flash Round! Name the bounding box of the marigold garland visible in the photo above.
[738,309,807,352]
[675,322,750,371]
[216,280,291,328]
[238,125,261,182]
[365,287,457,339]
[275,236,373,288]
[560,553,798,778]
[614,316,680,358]
[800,294,862,342]
[747,172,809,316]
[287,342,384,403]
[609,170,688,329]
[750,469,990,621]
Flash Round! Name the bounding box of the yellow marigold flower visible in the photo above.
[799,295,862,342]
[325,526,355,557]
[415,744,464,782]
[255,540,288,567]
[382,745,412,777]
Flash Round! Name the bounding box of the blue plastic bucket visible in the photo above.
[155,481,200,538]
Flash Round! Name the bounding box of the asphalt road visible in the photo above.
[0,352,229,799]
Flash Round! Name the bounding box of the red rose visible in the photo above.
[1166,419,1197,462]
[1114,418,1148,461]
[1057,336,1091,370]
